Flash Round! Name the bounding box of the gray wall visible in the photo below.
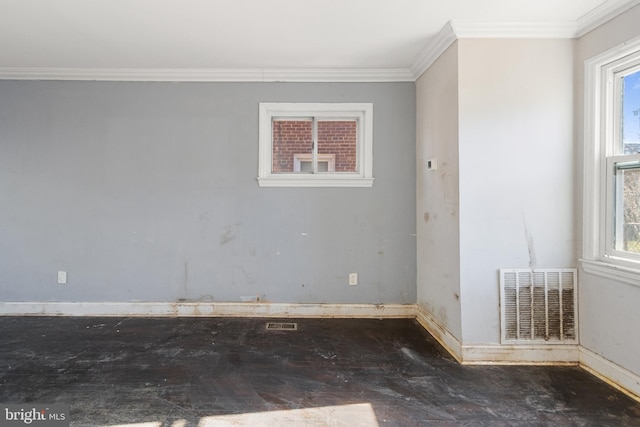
[0,81,416,304]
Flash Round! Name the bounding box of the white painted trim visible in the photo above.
[450,21,577,39]
[257,176,375,188]
[0,68,264,82]
[261,68,414,83]
[410,22,458,81]
[0,302,415,318]
[258,102,374,188]
[580,346,640,401]
[411,20,583,81]
[414,305,463,362]
[576,0,640,38]
[580,259,640,287]
[460,344,579,365]
[294,153,335,173]
[582,35,640,273]
[0,67,414,83]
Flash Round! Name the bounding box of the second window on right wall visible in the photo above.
[584,37,640,279]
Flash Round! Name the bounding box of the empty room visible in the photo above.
[1,0,640,425]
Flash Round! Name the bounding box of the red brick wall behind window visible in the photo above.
[272,120,357,172]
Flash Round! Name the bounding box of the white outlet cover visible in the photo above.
[349,273,358,286]
[57,271,67,284]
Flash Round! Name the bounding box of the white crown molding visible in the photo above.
[0,67,414,83]
[450,20,578,39]
[576,0,640,38]
[0,67,263,82]
[2,2,639,83]
[410,20,579,80]
[410,22,458,81]
[262,68,414,82]
[411,2,640,80]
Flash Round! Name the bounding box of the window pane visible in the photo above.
[622,70,640,155]
[621,167,640,253]
[317,120,357,172]
[272,119,312,173]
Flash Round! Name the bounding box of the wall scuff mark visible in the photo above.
[523,213,537,268]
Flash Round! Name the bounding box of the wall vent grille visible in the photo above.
[499,268,577,344]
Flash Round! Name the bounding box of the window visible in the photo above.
[583,36,640,284]
[258,103,373,187]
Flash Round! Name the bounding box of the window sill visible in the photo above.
[257,176,374,188]
[579,259,640,288]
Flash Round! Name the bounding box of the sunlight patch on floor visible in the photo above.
[197,403,379,427]
[101,403,379,427]
[103,423,162,427]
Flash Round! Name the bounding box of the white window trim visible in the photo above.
[582,34,640,286]
[293,153,335,172]
[258,103,374,187]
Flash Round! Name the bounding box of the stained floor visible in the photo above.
[0,317,639,426]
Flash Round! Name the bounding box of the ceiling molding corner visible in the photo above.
[576,0,640,38]
[410,22,457,81]
[409,19,578,81]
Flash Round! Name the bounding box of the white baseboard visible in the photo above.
[580,347,640,402]
[0,301,415,319]
[414,305,578,365]
[413,306,639,400]
[461,344,579,365]
[414,306,463,362]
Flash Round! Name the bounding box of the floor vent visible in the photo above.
[265,322,298,331]
[499,268,577,344]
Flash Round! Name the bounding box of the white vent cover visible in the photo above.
[499,269,578,344]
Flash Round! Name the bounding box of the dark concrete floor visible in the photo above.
[0,317,639,426]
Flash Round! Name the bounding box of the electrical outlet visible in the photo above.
[57,271,67,285]
[349,273,358,286]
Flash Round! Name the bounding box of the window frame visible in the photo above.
[582,35,640,286]
[258,103,374,187]
[293,153,336,173]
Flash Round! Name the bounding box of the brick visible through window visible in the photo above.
[272,119,357,173]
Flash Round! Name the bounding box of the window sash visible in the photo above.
[604,154,640,262]
[582,35,640,284]
[258,103,373,188]
[601,59,640,266]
